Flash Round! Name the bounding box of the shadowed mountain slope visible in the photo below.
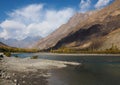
[35,0,120,50]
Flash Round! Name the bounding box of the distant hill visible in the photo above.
[0,36,42,48]
[35,0,120,51]
[0,42,9,47]
[0,41,38,52]
[0,42,11,52]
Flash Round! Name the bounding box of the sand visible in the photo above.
[2,56,80,72]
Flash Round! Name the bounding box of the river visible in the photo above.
[12,53,120,85]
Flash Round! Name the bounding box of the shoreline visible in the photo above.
[3,57,81,72]
[0,54,81,85]
[12,52,120,57]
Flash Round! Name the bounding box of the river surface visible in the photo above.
[12,53,120,85]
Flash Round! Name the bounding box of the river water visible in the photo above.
[12,53,120,85]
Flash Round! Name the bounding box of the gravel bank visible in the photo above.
[0,54,81,85]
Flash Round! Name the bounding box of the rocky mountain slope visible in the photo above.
[35,12,94,49]
[35,0,120,50]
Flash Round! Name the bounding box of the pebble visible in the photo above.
[0,73,1,77]
[1,72,5,78]
[0,55,4,58]
[6,75,11,79]
[13,73,16,76]
[22,75,26,78]
[14,83,20,85]
[22,80,25,83]
[0,71,2,77]
[14,79,20,85]
[14,79,18,83]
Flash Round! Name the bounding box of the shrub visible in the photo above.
[4,52,11,57]
[31,55,38,59]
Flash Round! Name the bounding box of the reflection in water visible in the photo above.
[48,63,120,85]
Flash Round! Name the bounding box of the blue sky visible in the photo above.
[0,0,114,40]
[0,0,80,22]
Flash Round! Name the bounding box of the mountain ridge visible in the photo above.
[35,11,93,49]
[0,36,42,48]
[35,0,120,51]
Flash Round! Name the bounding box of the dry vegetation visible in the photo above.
[0,46,39,53]
[50,43,120,54]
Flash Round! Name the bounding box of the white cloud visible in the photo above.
[79,0,91,12]
[0,20,26,29]
[0,4,75,40]
[0,20,27,40]
[8,4,44,23]
[95,0,113,9]
[0,30,8,40]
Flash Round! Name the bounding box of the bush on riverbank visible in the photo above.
[0,46,39,53]
[3,52,11,57]
[50,44,120,54]
[31,56,38,59]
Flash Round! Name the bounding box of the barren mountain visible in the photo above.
[35,12,94,49]
[35,0,120,50]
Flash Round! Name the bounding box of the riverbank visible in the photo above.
[12,52,120,57]
[0,54,81,85]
